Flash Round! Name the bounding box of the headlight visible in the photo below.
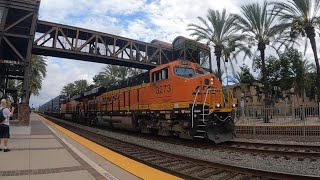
[215,103,221,108]
[210,78,214,85]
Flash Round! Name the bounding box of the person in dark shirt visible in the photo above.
[0,99,15,152]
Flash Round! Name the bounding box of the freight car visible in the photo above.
[39,60,235,143]
[38,95,66,117]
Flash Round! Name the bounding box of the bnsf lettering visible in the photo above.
[156,84,171,94]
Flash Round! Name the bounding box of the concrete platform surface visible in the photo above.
[0,113,141,180]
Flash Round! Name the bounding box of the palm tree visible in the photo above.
[61,83,76,97]
[102,65,137,81]
[101,65,118,82]
[29,55,47,96]
[303,59,316,73]
[74,80,89,94]
[272,0,320,92]
[213,69,224,80]
[230,72,245,84]
[93,73,112,87]
[128,68,144,77]
[6,79,18,90]
[188,8,245,83]
[117,66,129,80]
[93,66,145,88]
[234,1,280,97]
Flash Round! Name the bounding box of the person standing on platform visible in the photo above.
[0,99,14,152]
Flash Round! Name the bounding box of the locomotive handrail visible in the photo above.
[220,89,224,108]
[202,88,211,124]
[191,89,200,128]
[228,90,233,108]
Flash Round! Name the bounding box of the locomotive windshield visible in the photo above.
[174,67,194,78]
[174,66,208,78]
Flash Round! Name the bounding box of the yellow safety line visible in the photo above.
[36,114,182,180]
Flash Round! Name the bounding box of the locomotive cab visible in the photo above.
[149,60,235,143]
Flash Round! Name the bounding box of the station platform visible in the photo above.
[0,113,180,180]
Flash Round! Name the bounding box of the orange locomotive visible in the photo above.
[60,60,235,143]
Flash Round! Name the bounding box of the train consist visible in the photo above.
[39,60,236,143]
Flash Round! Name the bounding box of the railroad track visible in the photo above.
[219,141,320,160]
[42,114,320,180]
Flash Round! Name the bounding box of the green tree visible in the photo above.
[117,66,129,80]
[234,1,281,98]
[303,59,316,73]
[188,8,247,83]
[266,56,281,91]
[305,72,317,100]
[101,65,130,82]
[61,83,76,97]
[287,49,305,95]
[74,79,89,94]
[93,66,144,88]
[273,0,320,98]
[6,79,19,90]
[255,48,314,100]
[231,65,255,84]
[93,73,112,87]
[101,65,118,83]
[29,55,47,96]
[277,48,311,97]
[128,68,144,77]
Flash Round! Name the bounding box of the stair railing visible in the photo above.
[191,90,200,128]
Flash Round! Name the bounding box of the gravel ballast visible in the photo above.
[49,117,320,176]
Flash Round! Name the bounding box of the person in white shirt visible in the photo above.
[0,99,14,152]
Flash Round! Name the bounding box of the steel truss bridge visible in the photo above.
[0,0,211,122]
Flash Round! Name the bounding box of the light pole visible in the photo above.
[315,87,319,119]
[241,92,245,118]
[290,87,295,120]
[274,86,278,103]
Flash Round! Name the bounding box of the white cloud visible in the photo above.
[88,0,147,15]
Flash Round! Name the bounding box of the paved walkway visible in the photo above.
[0,113,141,180]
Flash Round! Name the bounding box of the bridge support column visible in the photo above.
[18,103,30,125]
[0,0,40,125]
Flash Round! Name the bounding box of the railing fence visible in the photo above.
[235,103,320,137]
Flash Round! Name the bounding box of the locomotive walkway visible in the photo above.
[0,113,179,180]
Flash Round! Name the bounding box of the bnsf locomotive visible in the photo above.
[39,60,235,143]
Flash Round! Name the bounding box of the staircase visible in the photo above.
[193,113,207,138]
[192,87,212,139]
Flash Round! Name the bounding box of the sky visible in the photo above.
[30,0,315,107]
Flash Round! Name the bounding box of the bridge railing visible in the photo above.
[33,21,173,69]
